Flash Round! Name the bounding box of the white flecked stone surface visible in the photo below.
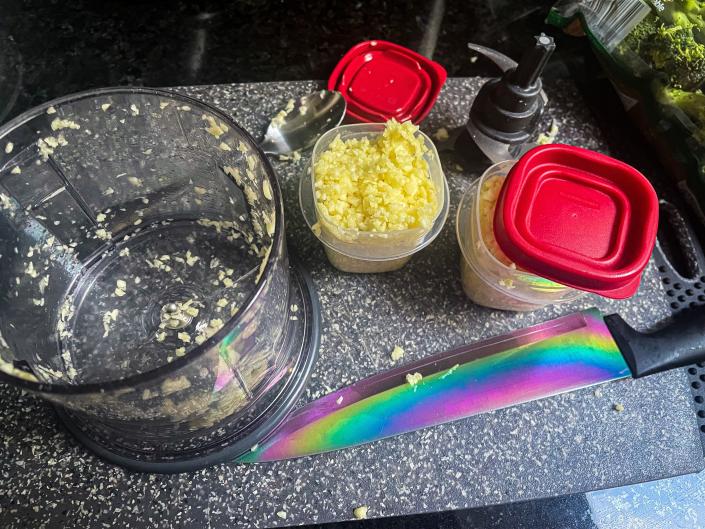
[0,79,702,528]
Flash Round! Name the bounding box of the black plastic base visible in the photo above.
[55,262,321,473]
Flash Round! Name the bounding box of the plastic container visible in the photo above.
[0,87,320,472]
[299,123,449,273]
[457,145,659,311]
[494,144,659,299]
[457,161,585,311]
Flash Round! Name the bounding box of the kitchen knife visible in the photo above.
[238,307,705,463]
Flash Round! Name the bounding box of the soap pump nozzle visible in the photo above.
[461,34,555,163]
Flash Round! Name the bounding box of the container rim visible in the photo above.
[0,86,285,395]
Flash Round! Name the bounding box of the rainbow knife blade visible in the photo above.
[239,306,705,463]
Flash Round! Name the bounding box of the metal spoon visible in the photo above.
[260,90,346,156]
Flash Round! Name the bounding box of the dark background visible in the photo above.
[1,0,559,123]
[2,1,704,528]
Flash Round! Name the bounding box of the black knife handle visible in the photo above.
[604,305,705,378]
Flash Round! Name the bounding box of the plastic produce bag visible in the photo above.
[548,0,705,220]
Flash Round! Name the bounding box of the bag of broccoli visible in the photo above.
[548,0,705,220]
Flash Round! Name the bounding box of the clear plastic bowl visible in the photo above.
[0,87,319,471]
[456,161,585,311]
[299,123,449,273]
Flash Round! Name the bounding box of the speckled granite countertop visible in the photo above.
[0,78,702,528]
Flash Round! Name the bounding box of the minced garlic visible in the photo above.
[262,179,273,200]
[313,119,436,232]
[433,127,449,141]
[50,118,80,131]
[270,98,295,128]
[202,115,228,138]
[536,119,559,145]
[37,138,55,160]
[185,250,199,266]
[405,372,423,388]
[102,309,119,337]
[38,275,49,294]
[127,176,143,187]
[95,228,111,241]
[278,151,302,162]
[114,278,127,297]
[25,262,39,278]
[478,175,513,266]
[390,345,404,362]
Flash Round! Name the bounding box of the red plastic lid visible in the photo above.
[328,40,447,124]
[493,144,659,299]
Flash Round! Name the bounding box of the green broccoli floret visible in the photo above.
[670,10,696,28]
[678,0,705,37]
[638,23,705,89]
[662,87,705,121]
[618,1,705,90]
[621,15,660,53]
[683,0,705,16]
[660,87,705,142]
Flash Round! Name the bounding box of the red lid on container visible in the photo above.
[493,144,659,299]
[328,40,447,124]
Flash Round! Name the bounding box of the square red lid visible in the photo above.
[493,144,659,299]
[328,40,447,124]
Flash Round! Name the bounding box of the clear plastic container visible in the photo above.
[456,161,585,311]
[299,123,449,273]
[0,87,319,471]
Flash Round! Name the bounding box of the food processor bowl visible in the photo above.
[0,88,320,472]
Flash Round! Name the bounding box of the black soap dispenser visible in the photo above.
[457,34,556,164]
